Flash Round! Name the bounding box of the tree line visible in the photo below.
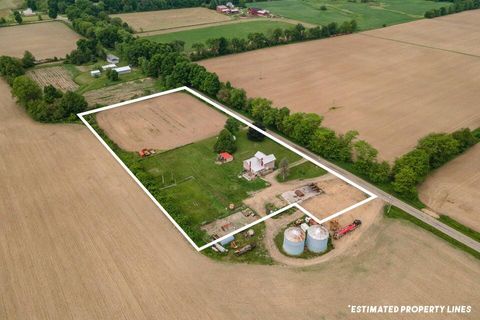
[424,0,480,18]
[190,20,358,60]
[0,53,87,122]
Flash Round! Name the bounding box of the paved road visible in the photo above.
[204,91,480,253]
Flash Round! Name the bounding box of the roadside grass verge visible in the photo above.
[438,215,480,243]
[384,205,480,260]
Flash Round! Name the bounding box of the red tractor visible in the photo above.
[333,220,362,240]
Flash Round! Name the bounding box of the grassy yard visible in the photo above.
[143,20,294,51]
[276,161,327,182]
[247,0,447,30]
[139,129,301,227]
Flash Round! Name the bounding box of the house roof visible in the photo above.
[244,151,276,173]
[107,54,119,59]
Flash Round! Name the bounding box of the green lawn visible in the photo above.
[139,129,301,227]
[247,0,447,30]
[143,20,294,51]
[276,161,327,182]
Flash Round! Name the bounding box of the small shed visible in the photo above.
[101,64,117,70]
[218,152,234,163]
[22,8,35,16]
[90,70,101,77]
[113,66,131,74]
[114,66,131,75]
[106,54,119,64]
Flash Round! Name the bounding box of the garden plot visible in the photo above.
[27,66,78,92]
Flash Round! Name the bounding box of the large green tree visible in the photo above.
[12,76,42,104]
[213,129,237,154]
[417,133,460,169]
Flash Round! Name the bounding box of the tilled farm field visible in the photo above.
[200,11,480,161]
[0,22,81,60]
[419,144,480,231]
[27,66,78,91]
[111,8,231,33]
[364,10,480,57]
[96,92,227,152]
[1,79,479,319]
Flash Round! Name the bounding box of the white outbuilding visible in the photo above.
[90,70,101,77]
[113,66,132,75]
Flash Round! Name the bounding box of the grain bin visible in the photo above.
[306,225,329,253]
[282,227,305,256]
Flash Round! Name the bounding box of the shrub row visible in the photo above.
[190,21,358,60]
[425,0,480,18]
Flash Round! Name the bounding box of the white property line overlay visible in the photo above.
[78,86,377,251]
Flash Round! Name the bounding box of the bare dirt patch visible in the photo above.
[419,144,480,231]
[27,66,78,91]
[201,14,480,161]
[0,22,81,60]
[111,8,231,33]
[83,78,156,106]
[96,91,227,152]
[1,79,479,319]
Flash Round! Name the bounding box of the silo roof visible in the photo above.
[284,227,305,242]
[308,225,329,240]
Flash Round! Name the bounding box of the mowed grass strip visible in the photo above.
[276,161,327,182]
[247,0,447,30]
[143,20,294,51]
[140,129,301,226]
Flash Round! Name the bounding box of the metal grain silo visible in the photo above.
[282,227,305,256]
[306,225,329,253]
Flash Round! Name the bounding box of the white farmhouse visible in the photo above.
[243,151,276,177]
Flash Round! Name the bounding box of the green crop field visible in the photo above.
[247,0,447,30]
[143,20,294,50]
[139,128,301,227]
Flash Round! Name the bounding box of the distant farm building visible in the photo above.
[102,64,117,70]
[218,152,234,163]
[248,8,270,16]
[90,70,101,77]
[106,54,119,64]
[22,8,35,16]
[216,4,240,14]
[113,66,131,74]
[243,151,276,179]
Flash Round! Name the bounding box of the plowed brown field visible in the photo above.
[96,92,227,152]
[111,8,231,33]
[200,10,480,160]
[1,79,479,319]
[0,22,81,59]
[419,145,480,231]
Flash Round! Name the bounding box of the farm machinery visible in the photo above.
[333,220,362,240]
